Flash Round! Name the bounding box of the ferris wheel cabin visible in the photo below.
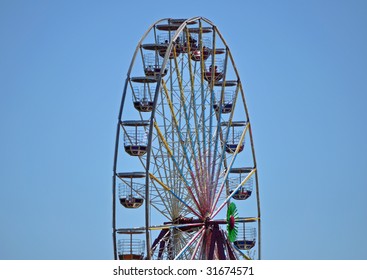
[132,87,154,113]
[130,76,157,112]
[213,90,235,114]
[204,64,224,82]
[234,225,256,251]
[121,120,149,156]
[117,229,145,260]
[228,167,254,200]
[221,121,246,154]
[180,34,197,53]
[144,65,168,77]
[144,53,168,78]
[117,172,145,209]
[157,35,182,59]
[190,47,211,61]
[133,97,154,113]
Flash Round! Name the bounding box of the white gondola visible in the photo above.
[144,54,168,77]
[234,225,256,250]
[213,90,235,114]
[221,121,247,154]
[117,229,145,260]
[121,121,149,156]
[132,86,154,112]
[157,34,181,59]
[228,167,254,200]
[117,172,145,209]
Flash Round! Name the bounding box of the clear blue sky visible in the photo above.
[0,0,366,259]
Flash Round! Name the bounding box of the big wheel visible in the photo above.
[112,17,261,260]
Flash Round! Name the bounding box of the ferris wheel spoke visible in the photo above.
[211,95,244,200]
[156,85,175,190]
[210,122,250,215]
[212,168,256,220]
[189,75,201,148]
[184,28,199,135]
[150,129,173,170]
[150,228,170,256]
[150,129,178,214]
[207,51,233,192]
[174,226,205,260]
[152,121,202,211]
[190,227,205,259]
[151,225,203,259]
[187,87,206,190]
[196,22,210,157]
[150,131,181,218]
[153,124,186,208]
[191,79,215,209]
[160,79,197,177]
[205,29,218,168]
[211,130,231,202]
[149,173,201,218]
[161,65,204,197]
[177,232,197,259]
[210,121,224,186]
[150,182,174,220]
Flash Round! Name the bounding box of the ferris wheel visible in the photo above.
[112,17,261,260]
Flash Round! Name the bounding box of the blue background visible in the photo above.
[1,0,366,259]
